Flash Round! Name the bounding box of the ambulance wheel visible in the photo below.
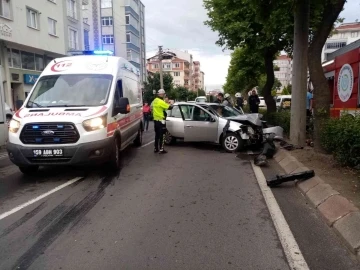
[19,166,39,175]
[108,136,121,171]
[134,126,143,147]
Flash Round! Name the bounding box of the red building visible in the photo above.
[323,39,360,118]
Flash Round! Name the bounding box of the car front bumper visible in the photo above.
[6,138,114,167]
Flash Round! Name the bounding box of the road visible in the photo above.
[0,123,359,270]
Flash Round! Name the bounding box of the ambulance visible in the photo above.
[7,51,144,174]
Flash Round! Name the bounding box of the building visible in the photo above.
[273,55,292,92]
[322,22,360,62]
[0,0,88,110]
[82,0,146,84]
[200,71,205,90]
[146,49,205,91]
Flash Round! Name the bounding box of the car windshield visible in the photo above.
[206,105,243,117]
[26,74,113,108]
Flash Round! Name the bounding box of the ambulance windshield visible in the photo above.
[26,74,113,108]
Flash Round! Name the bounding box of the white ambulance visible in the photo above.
[7,52,144,174]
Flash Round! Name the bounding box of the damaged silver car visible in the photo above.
[164,102,283,152]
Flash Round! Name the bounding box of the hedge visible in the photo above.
[321,114,360,167]
[260,109,291,135]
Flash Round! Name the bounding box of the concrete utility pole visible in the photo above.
[158,46,164,89]
[290,0,310,147]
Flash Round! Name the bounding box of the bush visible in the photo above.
[321,114,360,167]
[261,110,291,135]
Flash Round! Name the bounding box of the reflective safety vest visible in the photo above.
[152,97,170,121]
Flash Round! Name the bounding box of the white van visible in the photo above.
[7,53,143,174]
[276,95,292,110]
[195,96,207,103]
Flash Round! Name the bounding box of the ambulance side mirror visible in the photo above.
[114,98,130,115]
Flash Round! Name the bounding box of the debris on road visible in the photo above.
[266,170,315,187]
[279,140,304,151]
[253,133,278,167]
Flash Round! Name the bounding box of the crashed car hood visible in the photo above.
[225,114,262,126]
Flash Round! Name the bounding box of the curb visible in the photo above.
[274,148,360,257]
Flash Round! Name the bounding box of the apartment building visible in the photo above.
[322,22,360,62]
[0,0,88,109]
[147,49,205,91]
[82,0,146,84]
[273,55,292,92]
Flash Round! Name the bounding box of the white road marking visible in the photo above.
[251,162,309,270]
[0,177,83,221]
[140,140,155,148]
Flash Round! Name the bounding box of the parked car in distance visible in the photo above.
[259,96,266,108]
[275,95,292,111]
[164,102,265,152]
[195,96,207,103]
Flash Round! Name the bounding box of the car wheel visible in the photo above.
[134,126,143,147]
[19,166,39,175]
[164,130,176,145]
[108,136,121,171]
[222,132,244,153]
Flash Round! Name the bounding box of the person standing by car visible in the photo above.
[306,89,313,117]
[248,89,260,113]
[215,93,224,104]
[143,102,151,132]
[152,89,173,154]
[223,93,233,107]
[235,92,244,110]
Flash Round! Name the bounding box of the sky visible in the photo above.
[143,0,360,92]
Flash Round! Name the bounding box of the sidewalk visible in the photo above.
[274,146,360,259]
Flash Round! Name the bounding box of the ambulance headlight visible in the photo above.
[9,119,20,133]
[83,115,107,131]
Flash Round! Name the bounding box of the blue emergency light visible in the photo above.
[81,50,114,55]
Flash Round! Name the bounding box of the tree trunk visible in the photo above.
[263,49,276,113]
[308,0,346,153]
[290,0,309,147]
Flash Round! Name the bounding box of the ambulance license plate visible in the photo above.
[33,149,64,157]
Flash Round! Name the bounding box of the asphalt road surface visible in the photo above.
[0,123,359,270]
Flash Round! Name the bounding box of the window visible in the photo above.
[169,106,182,118]
[173,72,180,77]
[326,42,346,49]
[173,63,180,68]
[174,80,180,85]
[11,49,21,68]
[126,14,139,30]
[0,0,11,18]
[153,64,159,69]
[179,105,194,120]
[21,51,35,70]
[27,74,113,108]
[35,54,44,71]
[126,15,130,24]
[48,18,57,36]
[163,63,171,69]
[84,30,90,50]
[127,50,140,63]
[68,28,78,49]
[101,16,113,26]
[126,32,139,46]
[45,56,54,66]
[341,33,346,38]
[125,0,139,13]
[101,0,112,8]
[102,35,114,44]
[67,0,76,19]
[27,8,39,29]
[351,32,359,38]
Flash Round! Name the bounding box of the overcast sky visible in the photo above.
[143,0,360,92]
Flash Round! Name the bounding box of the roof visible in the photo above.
[193,61,200,64]
[336,22,360,30]
[276,55,291,60]
[327,38,360,61]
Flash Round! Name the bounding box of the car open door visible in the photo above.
[180,104,218,142]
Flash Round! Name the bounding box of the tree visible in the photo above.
[204,0,294,113]
[282,85,292,95]
[187,91,197,101]
[197,89,206,96]
[173,86,190,101]
[308,0,346,152]
[143,72,174,103]
[223,46,265,95]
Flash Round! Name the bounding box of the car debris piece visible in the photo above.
[253,133,277,167]
[267,170,315,187]
[279,140,304,151]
